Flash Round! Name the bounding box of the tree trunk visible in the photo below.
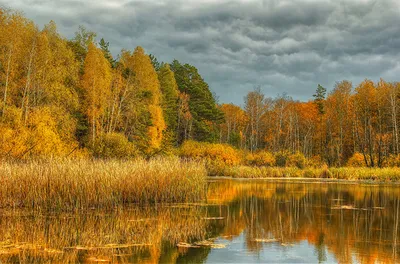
[2,46,12,116]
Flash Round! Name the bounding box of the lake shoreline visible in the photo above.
[207,165,400,182]
[208,176,400,185]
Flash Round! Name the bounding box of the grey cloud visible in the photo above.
[2,0,400,104]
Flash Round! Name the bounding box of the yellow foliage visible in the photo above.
[148,105,166,150]
[0,125,29,158]
[81,42,112,139]
[287,152,307,169]
[385,155,400,167]
[306,155,325,168]
[27,107,75,157]
[90,133,137,159]
[128,46,166,152]
[347,152,367,167]
[180,140,241,166]
[245,151,275,167]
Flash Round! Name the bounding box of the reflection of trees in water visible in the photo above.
[0,206,209,263]
[1,181,400,263]
[207,180,400,263]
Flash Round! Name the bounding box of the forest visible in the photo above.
[1,8,400,169]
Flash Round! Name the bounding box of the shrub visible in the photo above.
[91,133,137,159]
[245,151,275,167]
[180,140,241,166]
[306,155,325,168]
[287,152,307,169]
[347,152,367,167]
[180,140,242,176]
[275,151,289,167]
[180,140,207,159]
[386,154,400,167]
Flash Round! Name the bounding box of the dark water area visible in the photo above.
[1,179,400,263]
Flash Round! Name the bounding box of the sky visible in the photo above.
[2,0,400,104]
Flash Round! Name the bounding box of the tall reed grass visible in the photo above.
[0,158,207,210]
[216,165,400,181]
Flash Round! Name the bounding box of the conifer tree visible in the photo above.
[99,38,114,67]
[313,84,327,115]
[171,60,224,142]
[158,63,179,146]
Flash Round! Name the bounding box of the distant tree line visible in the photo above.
[220,80,400,167]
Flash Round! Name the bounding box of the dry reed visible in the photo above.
[0,157,207,210]
[217,165,400,181]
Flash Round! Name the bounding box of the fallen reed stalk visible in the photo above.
[0,157,207,210]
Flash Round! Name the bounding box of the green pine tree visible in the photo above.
[313,84,327,115]
[171,60,224,142]
[158,63,179,146]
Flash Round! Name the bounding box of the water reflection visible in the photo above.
[1,179,400,263]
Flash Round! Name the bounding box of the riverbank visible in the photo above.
[209,165,400,182]
[0,158,207,210]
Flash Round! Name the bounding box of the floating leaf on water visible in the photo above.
[253,238,279,243]
[64,246,92,251]
[331,205,371,210]
[281,243,294,247]
[177,242,200,248]
[98,243,152,249]
[210,243,226,249]
[331,205,355,210]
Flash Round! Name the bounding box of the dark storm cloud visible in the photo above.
[3,0,400,104]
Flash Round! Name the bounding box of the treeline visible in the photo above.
[0,8,222,159]
[1,8,400,167]
[225,80,400,168]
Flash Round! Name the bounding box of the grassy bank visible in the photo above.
[212,165,400,181]
[0,158,207,210]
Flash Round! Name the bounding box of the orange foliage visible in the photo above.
[347,152,366,167]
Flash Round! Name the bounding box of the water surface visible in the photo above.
[1,179,399,263]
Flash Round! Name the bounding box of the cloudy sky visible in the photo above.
[3,0,400,104]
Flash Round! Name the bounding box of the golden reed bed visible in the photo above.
[0,158,207,210]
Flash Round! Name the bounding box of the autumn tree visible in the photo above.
[220,103,248,148]
[325,81,353,166]
[81,42,112,142]
[177,92,193,144]
[270,93,292,152]
[388,82,400,154]
[129,46,165,152]
[294,101,319,157]
[353,80,378,167]
[244,87,268,152]
[0,12,80,158]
